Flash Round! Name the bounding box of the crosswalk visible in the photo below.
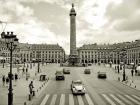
[40,93,140,105]
[40,93,94,105]
[101,93,140,105]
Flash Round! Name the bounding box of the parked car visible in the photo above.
[136,66,140,76]
[55,71,65,80]
[71,80,86,95]
[84,69,91,74]
[97,71,107,79]
[88,63,92,66]
[63,68,70,74]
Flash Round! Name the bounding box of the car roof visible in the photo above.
[98,72,106,74]
[85,69,90,70]
[56,70,63,72]
[73,80,82,82]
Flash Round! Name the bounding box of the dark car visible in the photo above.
[55,71,65,80]
[97,72,107,79]
[63,68,70,74]
[84,69,91,74]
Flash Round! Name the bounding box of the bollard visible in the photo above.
[37,89,38,92]
[118,77,120,81]
[24,102,26,105]
[29,94,31,101]
[33,91,35,96]
[135,85,136,88]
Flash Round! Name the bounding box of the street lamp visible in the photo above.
[1,31,19,105]
[1,52,5,68]
[121,49,127,81]
[37,51,40,73]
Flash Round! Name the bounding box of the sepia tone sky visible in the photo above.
[0,0,140,54]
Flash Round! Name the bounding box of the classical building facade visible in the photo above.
[78,40,140,65]
[31,44,65,63]
[0,38,65,64]
[0,38,20,64]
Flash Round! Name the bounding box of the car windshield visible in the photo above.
[56,71,63,74]
[99,72,106,74]
[73,81,82,85]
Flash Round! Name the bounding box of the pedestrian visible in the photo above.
[6,77,9,84]
[2,75,5,86]
[15,73,18,81]
[131,69,134,76]
[26,68,28,73]
[135,69,138,75]
[117,65,120,74]
[29,81,34,96]
[23,68,25,72]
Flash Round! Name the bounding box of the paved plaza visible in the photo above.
[0,63,140,105]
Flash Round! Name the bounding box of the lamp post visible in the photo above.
[37,51,40,73]
[2,52,5,68]
[117,51,120,73]
[1,31,18,105]
[121,49,127,81]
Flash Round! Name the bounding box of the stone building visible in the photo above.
[78,40,140,65]
[31,44,65,63]
[0,38,20,64]
[0,37,65,64]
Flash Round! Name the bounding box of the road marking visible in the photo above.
[59,94,65,105]
[117,94,133,105]
[50,94,57,105]
[36,80,50,98]
[77,95,84,105]
[102,94,116,105]
[40,94,50,105]
[69,94,74,105]
[110,94,125,105]
[124,95,140,104]
[132,95,140,101]
[85,94,94,105]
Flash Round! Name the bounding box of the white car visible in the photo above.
[136,66,140,76]
[71,80,86,95]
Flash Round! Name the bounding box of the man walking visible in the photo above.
[131,69,134,77]
[29,81,34,96]
[2,75,5,86]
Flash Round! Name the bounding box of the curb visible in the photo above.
[117,79,140,92]
[24,79,50,105]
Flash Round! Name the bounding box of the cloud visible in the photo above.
[105,0,140,31]
[1,0,140,55]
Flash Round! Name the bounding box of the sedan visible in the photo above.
[55,71,65,80]
[71,80,86,95]
[84,69,91,74]
[97,71,107,79]
[63,68,70,74]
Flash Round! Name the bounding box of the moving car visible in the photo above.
[84,69,91,74]
[97,71,107,79]
[55,71,65,80]
[63,68,70,74]
[71,80,86,95]
[136,66,140,76]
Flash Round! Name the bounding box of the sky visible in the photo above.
[0,0,140,54]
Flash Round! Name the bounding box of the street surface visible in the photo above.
[30,64,140,105]
[0,63,140,105]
